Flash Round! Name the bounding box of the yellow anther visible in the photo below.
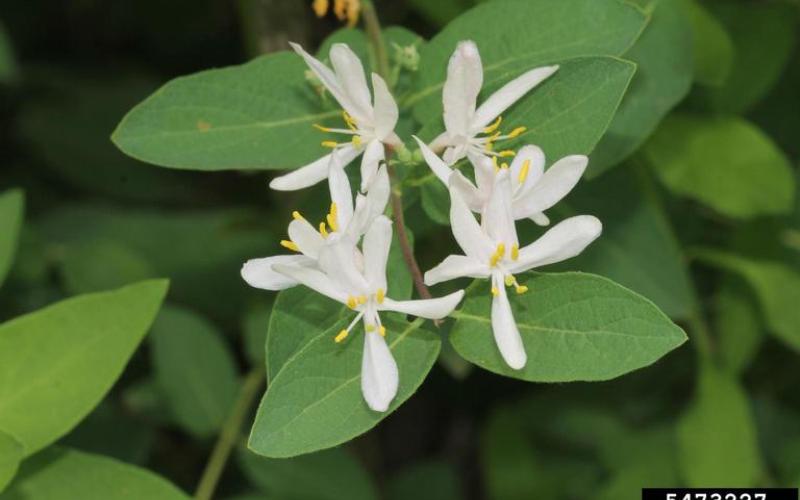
[489,243,506,267]
[508,126,526,138]
[342,111,357,130]
[376,288,385,304]
[357,295,367,305]
[491,287,500,296]
[483,116,503,134]
[321,140,339,148]
[515,285,529,295]
[490,254,501,267]
[345,0,360,27]
[347,296,357,309]
[313,123,331,132]
[334,329,348,343]
[492,156,500,173]
[352,135,362,147]
[319,222,329,238]
[379,326,386,337]
[505,275,515,287]
[518,160,531,184]
[313,0,329,17]
[365,323,375,332]
[292,211,305,221]
[511,243,519,261]
[496,243,506,257]
[485,141,494,153]
[280,240,299,252]
[333,0,347,19]
[501,162,509,170]
[498,150,515,158]
[326,202,339,232]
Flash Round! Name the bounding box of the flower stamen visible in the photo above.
[326,202,339,232]
[319,222,329,238]
[280,240,299,252]
[321,140,339,148]
[376,288,385,304]
[483,116,502,134]
[511,243,519,261]
[517,160,530,184]
[489,243,506,267]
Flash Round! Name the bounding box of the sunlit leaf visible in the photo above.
[0,280,168,455]
[0,430,22,493]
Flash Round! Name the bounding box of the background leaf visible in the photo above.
[644,114,795,219]
[0,280,168,455]
[0,189,23,288]
[1,447,188,499]
[449,272,687,382]
[713,279,763,374]
[685,0,733,87]
[150,305,239,438]
[387,461,461,500]
[0,430,22,493]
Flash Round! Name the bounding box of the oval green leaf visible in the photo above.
[449,272,687,382]
[0,188,24,288]
[0,280,169,455]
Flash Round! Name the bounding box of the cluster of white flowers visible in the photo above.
[242,40,601,411]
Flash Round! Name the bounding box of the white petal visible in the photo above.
[483,169,518,247]
[449,170,483,212]
[442,144,468,165]
[241,255,314,290]
[360,140,384,192]
[448,183,493,262]
[467,152,496,198]
[513,155,588,220]
[530,212,550,226]
[361,330,398,412]
[289,42,354,118]
[371,73,399,140]
[272,262,348,303]
[491,280,527,369]
[269,145,360,191]
[363,215,392,292]
[381,290,465,320]
[511,215,602,273]
[288,219,325,258]
[414,136,453,186]
[443,40,483,137]
[329,43,373,124]
[424,254,489,286]
[318,239,369,293]
[346,164,389,238]
[428,131,451,153]
[328,152,355,229]
[471,65,559,132]
[509,145,545,193]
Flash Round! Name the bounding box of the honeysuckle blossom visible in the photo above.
[428,40,558,165]
[270,42,401,192]
[424,171,602,369]
[274,217,465,411]
[242,152,389,291]
[416,137,588,226]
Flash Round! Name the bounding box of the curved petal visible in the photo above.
[530,212,550,226]
[381,290,465,319]
[467,152,496,198]
[269,145,360,191]
[491,278,527,369]
[471,65,559,132]
[450,170,483,212]
[329,43,372,124]
[348,164,390,237]
[511,215,602,273]
[328,152,355,229]
[363,215,392,292]
[483,169,518,247]
[361,329,398,412]
[414,136,452,186]
[240,255,314,290]
[289,42,353,117]
[372,73,399,140]
[424,254,489,286]
[272,262,348,303]
[513,155,588,220]
[288,218,325,258]
[509,144,545,193]
[448,183,493,262]
[443,40,483,137]
[319,239,369,293]
[360,139,384,192]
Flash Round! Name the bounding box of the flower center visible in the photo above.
[471,115,526,158]
[335,289,387,343]
[314,111,368,151]
[487,244,527,296]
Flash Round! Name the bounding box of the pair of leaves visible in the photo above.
[449,272,687,382]
[0,281,168,490]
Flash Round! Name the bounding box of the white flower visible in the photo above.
[416,138,587,226]
[274,217,465,412]
[242,152,390,291]
[424,170,602,370]
[428,40,558,165]
[270,42,401,192]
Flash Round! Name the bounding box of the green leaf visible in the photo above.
[59,239,155,295]
[694,249,800,352]
[238,446,378,500]
[112,52,330,171]
[0,23,18,84]
[0,189,24,288]
[714,279,763,374]
[685,0,733,87]
[449,272,687,382]
[692,1,797,113]
[677,363,763,487]
[0,280,169,456]
[549,164,695,319]
[409,0,647,122]
[644,114,795,219]
[249,293,440,457]
[243,305,272,367]
[0,430,22,493]
[1,447,189,499]
[419,179,450,226]
[150,305,239,438]
[588,0,693,175]
[387,461,461,500]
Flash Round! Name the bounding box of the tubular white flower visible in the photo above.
[428,40,558,166]
[270,42,401,192]
[423,176,602,370]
